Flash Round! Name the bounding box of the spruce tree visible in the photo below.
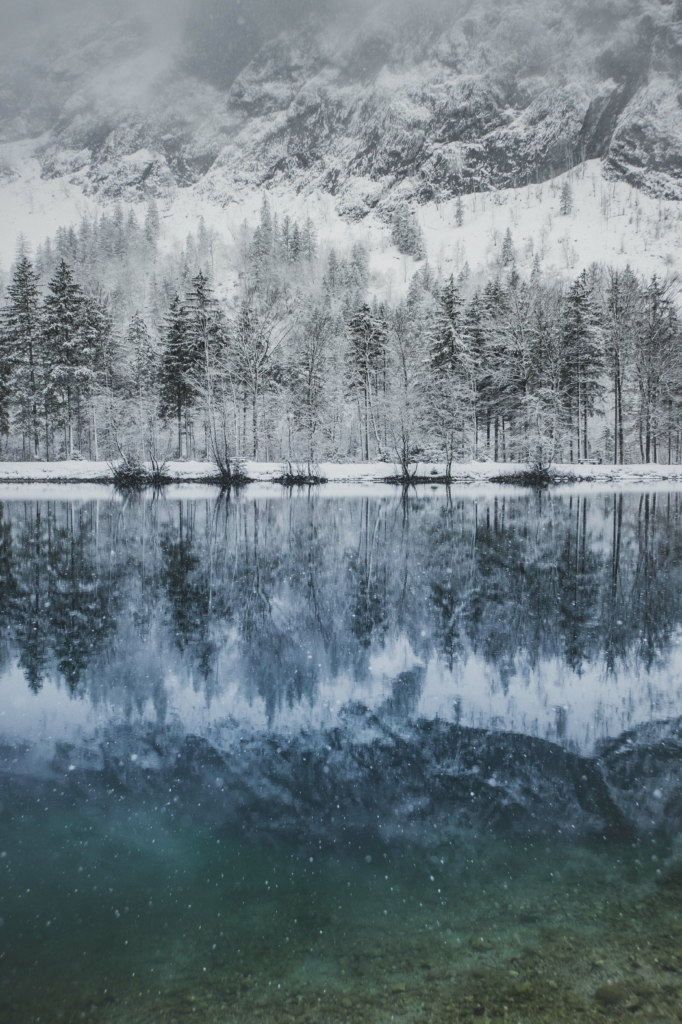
[347,304,387,461]
[635,275,679,463]
[0,321,11,449]
[501,228,515,266]
[464,291,491,456]
[159,294,196,458]
[302,217,318,262]
[392,205,426,259]
[125,312,157,459]
[480,280,511,461]
[184,271,226,421]
[81,293,114,458]
[350,243,369,291]
[562,270,604,461]
[326,249,339,293]
[42,260,93,459]
[430,276,465,372]
[604,267,638,464]
[425,275,473,469]
[560,180,574,216]
[290,303,331,463]
[3,256,42,457]
[250,196,275,285]
[290,222,302,263]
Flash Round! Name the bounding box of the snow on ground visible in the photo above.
[414,163,682,291]
[1,459,682,484]
[0,138,99,266]
[1,136,681,300]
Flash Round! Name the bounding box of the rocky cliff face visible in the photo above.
[2,0,682,213]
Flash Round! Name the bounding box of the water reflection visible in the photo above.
[1,488,681,741]
[1,486,682,1024]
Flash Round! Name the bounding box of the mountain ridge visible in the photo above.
[2,0,682,217]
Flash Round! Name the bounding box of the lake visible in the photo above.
[1,484,682,1023]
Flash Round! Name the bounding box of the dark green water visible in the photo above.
[1,485,682,1024]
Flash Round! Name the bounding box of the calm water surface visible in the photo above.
[1,485,682,1024]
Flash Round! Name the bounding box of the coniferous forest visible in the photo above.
[1,195,681,469]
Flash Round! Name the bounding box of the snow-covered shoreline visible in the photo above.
[1,459,682,485]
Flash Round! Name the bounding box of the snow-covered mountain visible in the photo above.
[1,0,682,292]
[3,0,682,212]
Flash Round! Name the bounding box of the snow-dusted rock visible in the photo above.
[3,0,682,210]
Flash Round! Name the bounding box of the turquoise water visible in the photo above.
[1,486,682,1023]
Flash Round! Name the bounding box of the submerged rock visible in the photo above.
[594,981,628,1006]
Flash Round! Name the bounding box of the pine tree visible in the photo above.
[464,291,490,457]
[562,270,604,461]
[635,275,680,463]
[42,260,94,459]
[290,222,302,263]
[479,279,511,461]
[124,312,157,460]
[290,303,331,463]
[392,205,426,259]
[560,180,574,216]
[430,276,465,371]
[501,228,515,266]
[144,198,160,245]
[526,292,564,465]
[0,322,11,449]
[2,256,42,457]
[158,295,196,458]
[604,267,638,464]
[250,196,275,284]
[81,293,114,458]
[302,217,318,262]
[455,195,464,228]
[185,272,226,420]
[426,276,473,472]
[350,243,369,291]
[347,304,387,461]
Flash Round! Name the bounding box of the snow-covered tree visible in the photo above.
[2,256,42,457]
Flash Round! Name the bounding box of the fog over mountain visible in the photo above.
[2,0,682,208]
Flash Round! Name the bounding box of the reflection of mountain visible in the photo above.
[2,708,681,846]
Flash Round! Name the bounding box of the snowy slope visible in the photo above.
[2,0,682,276]
[1,139,680,303]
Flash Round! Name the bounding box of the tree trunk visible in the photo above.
[617,374,624,463]
[613,353,623,465]
[177,400,182,459]
[252,391,258,460]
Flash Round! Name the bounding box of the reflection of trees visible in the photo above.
[4,502,122,693]
[347,499,389,650]
[14,503,49,692]
[47,503,119,691]
[0,503,17,680]
[161,500,217,683]
[3,490,682,707]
